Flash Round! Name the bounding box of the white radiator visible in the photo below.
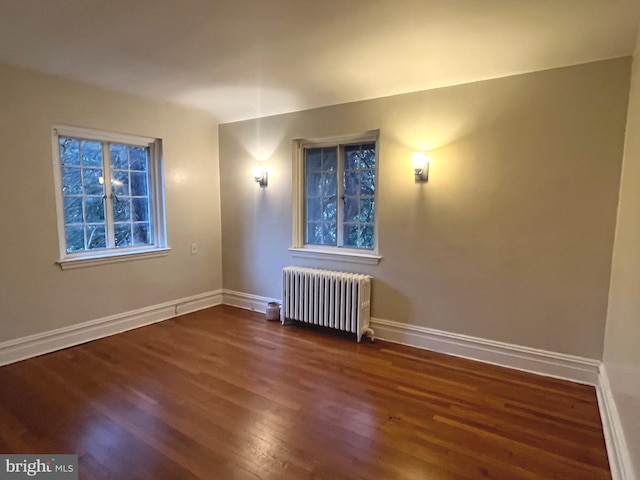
[282,266,373,342]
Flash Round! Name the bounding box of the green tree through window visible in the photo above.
[53,125,167,268]
[303,138,377,250]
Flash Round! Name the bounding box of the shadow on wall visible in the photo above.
[371,279,412,322]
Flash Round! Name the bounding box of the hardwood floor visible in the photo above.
[0,305,610,479]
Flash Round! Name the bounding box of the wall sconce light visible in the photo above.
[412,152,431,182]
[251,164,268,187]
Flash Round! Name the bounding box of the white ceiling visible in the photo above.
[1,0,639,123]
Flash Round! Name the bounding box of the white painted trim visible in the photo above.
[220,290,600,385]
[371,317,600,385]
[597,365,636,480]
[53,124,157,147]
[0,290,222,367]
[58,247,171,270]
[222,290,280,314]
[296,130,380,147]
[174,291,222,315]
[288,247,381,265]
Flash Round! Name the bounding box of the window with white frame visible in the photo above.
[292,131,380,264]
[52,126,168,269]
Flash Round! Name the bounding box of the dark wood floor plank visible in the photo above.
[0,305,610,479]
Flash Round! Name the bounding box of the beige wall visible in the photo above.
[0,63,222,342]
[603,37,640,475]
[220,58,630,359]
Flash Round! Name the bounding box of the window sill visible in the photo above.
[57,248,171,270]
[288,247,381,265]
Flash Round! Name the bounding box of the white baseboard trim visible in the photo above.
[175,291,223,316]
[222,289,280,314]
[221,290,601,386]
[371,317,600,386]
[0,290,223,367]
[597,366,635,480]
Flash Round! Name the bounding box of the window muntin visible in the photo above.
[301,135,378,251]
[53,126,167,266]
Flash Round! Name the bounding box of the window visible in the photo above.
[52,125,168,269]
[291,131,381,265]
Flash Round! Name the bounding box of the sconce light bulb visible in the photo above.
[251,165,264,180]
[412,152,429,169]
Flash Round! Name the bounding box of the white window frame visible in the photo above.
[52,125,169,270]
[290,130,381,265]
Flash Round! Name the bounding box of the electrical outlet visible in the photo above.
[191,243,197,255]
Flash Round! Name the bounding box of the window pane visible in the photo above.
[65,226,84,252]
[322,173,337,197]
[114,223,132,247]
[306,172,322,198]
[360,225,374,249]
[360,198,375,223]
[59,138,80,166]
[323,149,337,172]
[320,223,337,246]
[324,199,337,221]
[345,145,360,170]
[129,147,148,171]
[360,170,375,195]
[360,144,376,169]
[111,170,130,196]
[110,144,128,169]
[62,168,82,195]
[306,222,336,246]
[344,170,359,196]
[344,197,359,222]
[345,143,376,171]
[306,198,321,222]
[132,197,149,222]
[324,223,337,246]
[306,222,321,245]
[343,224,374,249]
[86,225,106,250]
[344,223,358,247]
[84,197,105,223]
[306,148,323,172]
[133,223,151,245]
[113,197,131,222]
[131,172,148,196]
[81,141,102,167]
[306,147,337,172]
[64,196,83,225]
[83,168,104,196]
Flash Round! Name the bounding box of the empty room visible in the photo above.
[0,1,639,479]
